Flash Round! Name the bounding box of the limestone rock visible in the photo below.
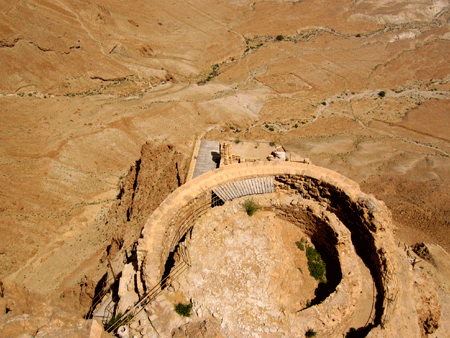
[117,263,139,314]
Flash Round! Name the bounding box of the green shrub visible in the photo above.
[234,138,241,144]
[306,245,327,283]
[294,124,298,128]
[106,313,122,330]
[268,127,275,131]
[269,142,276,147]
[175,303,192,317]
[276,35,284,41]
[243,199,259,216]
[378,91,386,97]
[106,313,133,331]
[321,101,326,105]
[355,33,361,37]
[305,328,317,337]
[296,241,305,251]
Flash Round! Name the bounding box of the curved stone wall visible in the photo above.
[136,161,399,336]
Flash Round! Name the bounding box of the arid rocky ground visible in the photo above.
[1,0,450,336]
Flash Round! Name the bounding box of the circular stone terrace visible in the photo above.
[136,161,399,337]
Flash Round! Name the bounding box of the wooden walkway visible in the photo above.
[192,141,220,179]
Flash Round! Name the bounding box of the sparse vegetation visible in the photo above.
[355,34,361,37]
[106,313,133,331]
[294,124,298,128]
[268,127,275,131]
[269,142,276,147]
[276,35,284,41]
[378,90,386,97]
[234,138,241,144]
[296,241,305,251]
[243,199,260,216]
[321,101,326,105]
[198,63,220,85]
[306,245,327,283]
[305,328,317,337]
[175,302,192,317]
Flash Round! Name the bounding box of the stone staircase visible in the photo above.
[212,176,274,201]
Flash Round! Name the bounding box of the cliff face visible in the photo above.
[0,142,189,337]
[0,141,189,314]
[105,142,189,255]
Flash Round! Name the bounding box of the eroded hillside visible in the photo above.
[0,0,450,336]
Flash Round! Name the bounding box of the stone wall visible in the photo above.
[136,162,399,336]
[256,195,362,337]
[274,174,399,328]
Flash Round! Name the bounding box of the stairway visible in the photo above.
[212,176,274,201]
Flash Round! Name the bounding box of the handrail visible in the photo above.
[105,259,190,333]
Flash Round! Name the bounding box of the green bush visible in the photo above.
[106,313,133,331]
[268,127,275,131]
[243,199,259,216]
[175,303,192,317]
[106,313,122,330]
[296,241,305,251]
[269,142,276,147]
[306,245,327,283]
[305,328,317,337]
[276,35,284,41]
[378,91,386,97]
[234,138,241,144]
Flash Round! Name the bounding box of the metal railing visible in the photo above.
[105,252,191,333]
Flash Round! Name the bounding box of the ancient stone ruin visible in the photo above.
[99,142,438,338]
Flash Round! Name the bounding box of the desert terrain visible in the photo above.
[0,0,450,336]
